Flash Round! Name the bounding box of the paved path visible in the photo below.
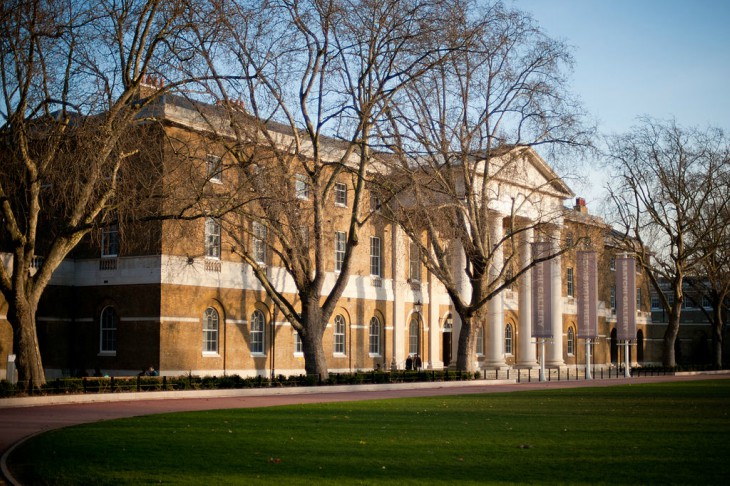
[1,373,728,485]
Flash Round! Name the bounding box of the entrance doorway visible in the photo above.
[443,316,453,367]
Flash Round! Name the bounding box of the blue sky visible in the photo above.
[512,0,730,205]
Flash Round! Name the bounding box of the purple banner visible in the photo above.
[577,251,598,339]
[616,253,637,341]
[531,242,553,338]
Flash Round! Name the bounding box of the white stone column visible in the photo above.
[546,228,565,367]
[428,270,442,369]
[484,214,507,368]
[391,224,406,369]
[517,226,538,368]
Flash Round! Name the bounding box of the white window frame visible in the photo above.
[369,316,381,356]
[295,173,309,200]
[250,310,265,355]
[370,236,381,277]
[334,182,347,207]
[409,318,420,356]
[101,224,119,258]
[567,326,575,356]
[294,330,303,355]
[610,286,616,311]
[207,154,223,183]
[335,231,346,272]
[409,241,421,283]
[99,306,117,355]
[334,315,346,355]
[252,221,267,265]
[205,218,221,260]
[567,267,574,297]
[476,325,484,356]
[203,307,219,355]
[504,323,513,355]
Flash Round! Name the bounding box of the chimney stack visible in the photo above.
[574,197,588,214]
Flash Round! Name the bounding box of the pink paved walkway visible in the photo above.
[1,373,728,484]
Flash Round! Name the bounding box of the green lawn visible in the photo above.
[8,380,730,485]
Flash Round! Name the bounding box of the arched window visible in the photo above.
[203,307,219,353]
[504,323,513,355]
[250,310,265,354]
[409,317,420,356]
[567,326,575,355]
[369,316,381,355]
[100,306,118,353]
[476,325,484,355]
[334,315,346,354]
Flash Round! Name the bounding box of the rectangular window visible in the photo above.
[294,331,303,354]
[409,241,421,282]
[101,224,119,257]
[610,286,616,311]
[370,192,381,212]
[295,173,309,200]
[609,256,616,271]
[651,293,662,310]
[207,154,222,183]
[334,182,347,206]
[636,287,642,309]
[370,236,381,277]
[205,218,221,259]
[252,221,267,265]
[567,267,574,297]
[335,231,346,272]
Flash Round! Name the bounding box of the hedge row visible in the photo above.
[0,369,480,398]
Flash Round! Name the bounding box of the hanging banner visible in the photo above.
[531,241,553,338]
[577,251,598,339]
[616,253,637,341]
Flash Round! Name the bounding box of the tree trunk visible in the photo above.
[455,313,477,372]
[300,305,330,381]
[712,306,723,369]
[9,295,46,389]
[662,308,681,368]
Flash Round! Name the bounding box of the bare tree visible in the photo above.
[606,118,727,367]
[185,0,456,379]
[378,1,592,372]
[0,0,206,388]
[685,139,730,367]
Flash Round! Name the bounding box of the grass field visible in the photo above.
[8,380,730,485]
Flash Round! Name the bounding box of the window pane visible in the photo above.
[476,325,484,355]
[100,307,117,352]
[251,310,265,354]
[101,224,119,257]
[207,154,222,182]
[369,317,381,355]
[335,182,347,206]
[409,318,419,355]
[504,324,513,355]
[409,241,420,282]
[295,174,309,200]
[370,236,381,277]
[335,232,346,271]
[334,315,346,354]
[203,307,219,353]
[205,218,221,259]
[253,222,267,264]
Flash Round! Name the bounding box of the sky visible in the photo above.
[511,0,730,209]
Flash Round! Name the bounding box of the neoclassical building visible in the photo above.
[0,89,656,380]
